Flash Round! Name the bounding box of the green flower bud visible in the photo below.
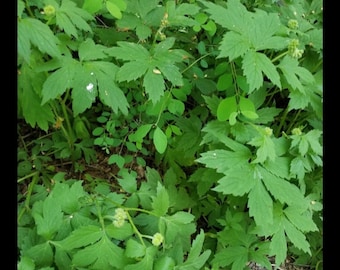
[152,232,164,246]
[43,5,56,16]
[291,127,302,135]
[287,19,299,30]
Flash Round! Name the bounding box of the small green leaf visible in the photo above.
[109,0,127,11]
[129,124,152,143]
[153,127,168,154]
[108,154,125,168]
[106,1,122,19]
[217,96,237,121]
[82,0,102,14]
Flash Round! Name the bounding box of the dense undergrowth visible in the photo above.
[17,0,323,269]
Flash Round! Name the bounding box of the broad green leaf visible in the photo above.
[32,197,63,240]
[279,56,315,92]
[259,167,308,208]
[109,0,127,11]
[78,38,108,61]
[116,61,149,82]
[118,170,137,193]
[288,90,309,110]
[270,225,287,266]
[125,239,146,258]
[71,66,98,116]
[72,234,127,269]
[18,18,61,63]
[157,63,183,86]
[284,206,318,232]
[189,168,222,197]
[125,246,157,270]
[211,246,248,269]
[151,182,170,216]
[92,61,129,115]
[56,0,93,39]
[54,246,72,269]
[153,126,168,154]
[106,1,122,19]
[17,256,35,270]
[242,51,281,93]
[153,37,176,54]
[108,154,125,168]
[179,230,211,269]
[200,120,251,153]
[144,69,165,103]
[213,165,256,196]
[82,0,102,14]
[283,219,311,255]
[25,242,54,267]
[168,98,185,115]
[50,181,86,214]
[217,73,233,91]
[41,60,77,104]
[166,1,200,27]
[197,149,251,174]
[136,24,152,40]
[106,223,134,240]
[58,225,103,250]
[161,212,196,250]
[18,67,54,131]
[200,0,251,32]
[305,130,323,155]
[202,20,217,36]
[154,256,176,270]
[239,96,258,119]
[217,96,238,122]
[57,12,79,39]
[218,31,251,60]
[264,156,290,179]
[253,107,282,124]
[129,124,152,143]
[107,41,150,61]
[247,10,284,50]
[248,132,276,163]
[248,179,273,227]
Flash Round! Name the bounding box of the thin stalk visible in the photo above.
[17,172,39,223]
[275,107,289,137]
[286,109,302,134]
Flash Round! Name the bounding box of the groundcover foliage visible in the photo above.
[17,0,323,269]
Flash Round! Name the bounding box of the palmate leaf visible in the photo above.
[212,165,256,196]
[41,58,78,104]
[72,234,128,269]
[160,211,196,250]
[177,229,212,270]
[242,51,281,93]
[279,56,315,92]
[125,246,157,270]
[248,177,273,227]
[50,181,86,214]
[144,69,166,103]
[71,66,98,116]
[18,66,54,131]
[78,38,108,62]
[57,0,94,39]
[32,196,63,240]
[18,18,61,63]
[90,61,129,115]
[258,166,308,208]
[151,182,170,216]
[199,0,251,33]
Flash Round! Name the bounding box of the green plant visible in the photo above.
[18,0,323,269]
